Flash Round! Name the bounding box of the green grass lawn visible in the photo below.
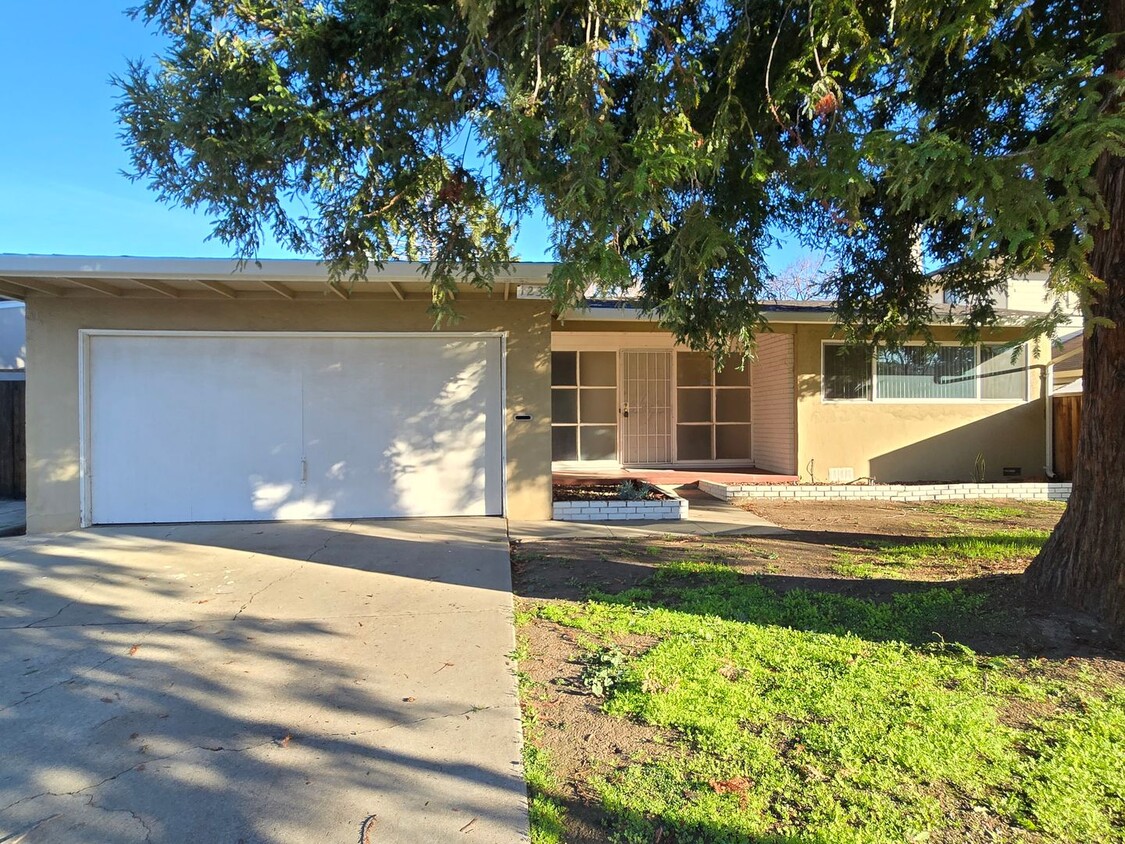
[521,562,1125,843]
[833,530,1051,579]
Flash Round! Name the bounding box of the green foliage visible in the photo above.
[524,741,568,844]
[858,530,1051,563]
[528,562,1125,843]
[922,501,1044,522]
[116,0,1123,351]
[616,480,655,501]
[579,644,629,697]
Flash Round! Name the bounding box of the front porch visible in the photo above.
[554,465,799,490]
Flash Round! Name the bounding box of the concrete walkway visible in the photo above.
[0,519,527,844]
[509,486,789,542]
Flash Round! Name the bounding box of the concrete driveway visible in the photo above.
[0,519,528,843]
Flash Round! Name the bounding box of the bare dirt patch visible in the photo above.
[742,497,1066,537]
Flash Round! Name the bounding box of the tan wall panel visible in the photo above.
[25,297,553,532]
[751,332,797,474]
[793,324,1048,483]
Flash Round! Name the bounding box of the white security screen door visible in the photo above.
[620,350,672,464]
[85,332,504,524]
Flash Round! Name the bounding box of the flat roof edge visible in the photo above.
[0,254,555,284]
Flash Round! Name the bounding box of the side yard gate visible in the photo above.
[0,381,26,498]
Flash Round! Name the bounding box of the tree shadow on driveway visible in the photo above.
[0,520,526,843]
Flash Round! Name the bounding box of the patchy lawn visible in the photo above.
[513,499,1125,844]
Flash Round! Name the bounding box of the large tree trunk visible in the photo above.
[1025,10,1125,635]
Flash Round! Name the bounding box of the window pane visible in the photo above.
[551,351,577,387]
[580,388,617,423]
[716,425,752,459]
[823,346,871,400]
[552,389,577,424]
[580,425,617,460]
[677,388,712,422]
[677,352,713,386]
[677,425,712,460]
[875,346,975,400]
[552,426,577,461]
[979,344,1026,400]
[580,352,617,386]
[716,389,751,422]
[715,359,751,386]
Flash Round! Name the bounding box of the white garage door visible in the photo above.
[84,332,504,524]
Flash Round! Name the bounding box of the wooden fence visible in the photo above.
[0,381,25,498]
[1052,394,1082,482]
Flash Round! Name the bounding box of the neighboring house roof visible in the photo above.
[1052,377,1083,396]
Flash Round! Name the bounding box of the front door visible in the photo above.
[620,350,672,464]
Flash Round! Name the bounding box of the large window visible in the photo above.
[823,345,872,401]
[979,344,1028,400]
[875,346,976,400]
[823,342,1027,402]
[551,351,618,460]
[675,352,752,461]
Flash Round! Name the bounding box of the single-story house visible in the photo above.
[0,255,1056,533]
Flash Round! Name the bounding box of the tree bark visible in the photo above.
[1025,1,1125,637]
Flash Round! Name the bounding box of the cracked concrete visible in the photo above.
[0,518,528,843]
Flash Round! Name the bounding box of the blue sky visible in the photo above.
[0,4,807,271]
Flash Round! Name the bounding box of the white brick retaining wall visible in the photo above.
[698,479,1072,504]
[552,497,689,522]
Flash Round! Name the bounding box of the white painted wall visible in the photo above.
[751,333,796,474]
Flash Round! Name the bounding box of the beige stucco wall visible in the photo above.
[25,296,553,533]
[793,324,1048,483]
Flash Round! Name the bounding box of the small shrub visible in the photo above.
[579,645,629,697]
[616,480,654,501]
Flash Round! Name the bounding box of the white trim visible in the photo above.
[0,255,553,284]
[78,332,91,527]
[78,329,509,526]
[500,332,509,518]
[79,329,505,340]
[820,340,1030,404]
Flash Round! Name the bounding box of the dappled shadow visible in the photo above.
[512,539,1122,661]
[542,790,835,844]
[0,521,525,842]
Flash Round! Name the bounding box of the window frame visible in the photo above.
[674,351,753,462]
[551,350,619,462]
[820,340,1029,404]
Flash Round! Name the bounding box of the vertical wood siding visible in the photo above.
[751,334,796,474]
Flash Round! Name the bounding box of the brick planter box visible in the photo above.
[552,496,688,522]
[698,479,1072,504]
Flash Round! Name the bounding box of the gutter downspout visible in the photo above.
[1044,345,1084,478]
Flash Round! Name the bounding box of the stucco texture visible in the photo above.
[793,324,1048,483]
[24,296,553,533]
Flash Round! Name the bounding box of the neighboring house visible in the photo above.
[0,301,26,380]
[930,270,1084,332]
[0,254,1065,534]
